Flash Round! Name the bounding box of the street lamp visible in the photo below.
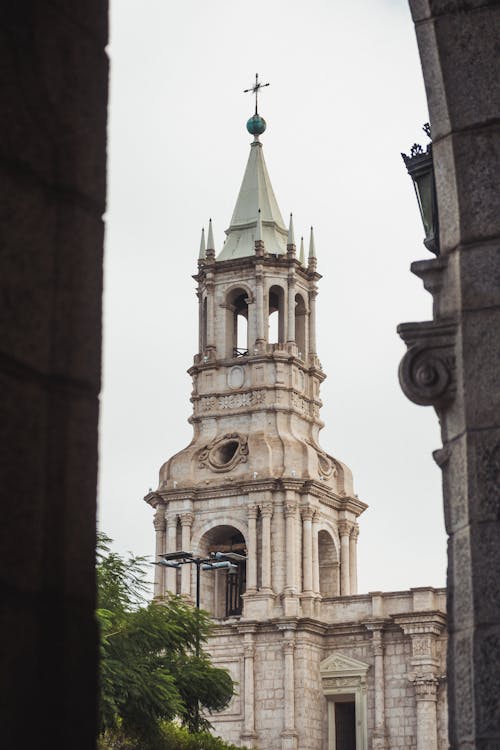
[152,548,246,733]
[401,123,440,256]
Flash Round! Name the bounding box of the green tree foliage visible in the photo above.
[97,534,236,747]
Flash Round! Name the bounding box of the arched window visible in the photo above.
[197,525,247,618]
[268,285,285,344]
[295,293,307,357]
[225,288,249,357]
[318,530,339,597]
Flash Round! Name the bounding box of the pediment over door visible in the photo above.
[320,651,370,678]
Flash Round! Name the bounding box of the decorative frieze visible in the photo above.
[199,389,266,412]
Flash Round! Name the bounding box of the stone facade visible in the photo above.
[399,3,500,749]
[145,118,448,749]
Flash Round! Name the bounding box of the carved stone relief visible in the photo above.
[198,433,249,473]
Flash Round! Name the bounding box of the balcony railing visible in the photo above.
[232,347,248,357]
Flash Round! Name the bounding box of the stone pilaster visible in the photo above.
[153,507,166,599]
[255,264,265,350]
[308,288,317,356]
[311,510,320,595]
[349,523,359,595]
[395,613,445,750]
[413,676,439,750]
[280,626,298,750]
[287,273,296,344]
[338,520,353,596]
[165,512,178,594]
[239,625,258,746]
[300,506,315,616]
[179,512,194,597]
[365,621,388,749]
[246,505,258,594]
[205,272,215,355]
[283,498,300,616]
[260,502,273,591]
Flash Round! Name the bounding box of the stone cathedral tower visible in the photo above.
[145,103,447,750]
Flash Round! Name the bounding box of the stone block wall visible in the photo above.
[0,3,108,749]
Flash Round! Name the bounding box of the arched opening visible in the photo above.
[197,525,247,618]
[295,293,307,357]
[225,288,249,357]
[318,530,339,597]
[268,285,285,344]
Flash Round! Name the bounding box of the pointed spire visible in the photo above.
[287,213,295,246]
[206,218,215,260]
[299,236,305,265]
[217,130,288,260]
[308,226,317,270]
[198,227,206,260]
[255,208,265,257]
[287,213,296,258]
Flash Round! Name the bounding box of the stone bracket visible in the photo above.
[397,318,457,409]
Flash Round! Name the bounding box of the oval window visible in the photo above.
[213,439,239,466]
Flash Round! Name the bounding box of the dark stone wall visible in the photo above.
[405,2,500,749]
[0,3,108,747]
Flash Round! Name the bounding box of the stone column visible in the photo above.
[301,507,314,594]
[246,505,258,593]
[255,265,265,349]
[308,289,317,356]
[260,502,273,591]
[165,512,178,594]
[197,291,203,353]
[283,497,299,616]
[240,626,258,746]
[366,622,388,749]
[287,274,295,343]
[284,501,298,594]
[395,614,445,750]
[414,677,439,750]
[153,507,166,598]
[338,520,352,596]
[180,512,194,597]
[280,629,298,750]
[206,273,215,354]
[349,523,359,595]
[311,511,320,594]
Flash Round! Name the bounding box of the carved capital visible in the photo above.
[350,523,359,541]
[397,318,457,409]
[338,520,354,537]
[243,643,255,659]
[260,503,273,518]
[284,502,298,518]
[283,640,295,656]
[153,509,166,532]
[300,506,314,522]
[180,512,194,528]
[412,675,439,701]
[247,504,259,521]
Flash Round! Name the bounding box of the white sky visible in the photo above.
[99,0,447,593]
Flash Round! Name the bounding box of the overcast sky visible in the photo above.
[99,0,447,593]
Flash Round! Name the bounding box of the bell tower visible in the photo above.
[145,103,366,625]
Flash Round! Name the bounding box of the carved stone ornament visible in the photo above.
[199,389,266,413]
[198,433,249,473]
[397,318,457,409]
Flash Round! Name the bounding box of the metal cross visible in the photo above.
[244,73,270,115]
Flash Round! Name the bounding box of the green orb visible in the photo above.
[246,114,267,136]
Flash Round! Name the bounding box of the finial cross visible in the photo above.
[244,73,270,115]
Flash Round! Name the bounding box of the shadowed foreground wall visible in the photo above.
[0,4,108,748]
[401,2,500,749]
